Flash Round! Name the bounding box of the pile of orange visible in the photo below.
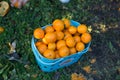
[33,19,92,59]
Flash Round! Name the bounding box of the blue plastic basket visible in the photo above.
[31,20,91,72]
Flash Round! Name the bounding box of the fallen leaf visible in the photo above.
[118,8,120,11]
[31,74,38,78]
[88,26,92,33]
[71,73,87,80]
[92,70,97,75]
[82,66,91,73]
[0,1,9,16]
[94,30,100,33]
[0,27,4,33]
[71,73,78,80]
[78,74,87,80]
[24,64,30,70]
[90,58,96,64]
[88,47,92,52]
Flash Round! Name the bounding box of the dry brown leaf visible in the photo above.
[88,47,92,52]
[92,70,97,75]
[118,8,120,11]
[71,73,87,80]
[24,64,30,70]
[71,73,78,79]
[90,58,96,64]
[82,66,91,73]
[31,74,38,78]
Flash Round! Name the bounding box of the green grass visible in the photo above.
[0,0,120,80]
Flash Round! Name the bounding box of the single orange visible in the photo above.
[45,26,54,33]
[77,24,88,34]
[69,47,77,54]
[55,31,64,40]
[73,35,81,43]
[44,32,57,43]
[63,19,71,28]
[43,49,55,59]
[52,19,64,31]
[33,28,45,39]
[56,40,66,49]
[35,41,42,47]
[55,50,61,59]
[66,37,76,48]
[42,37,48,44]
[48,42,56,50]
[56,53,61,59]
[37,43,47,54]
[68,26,77,34]
[81,33,92,44]
[58,46,69,57]
[76,42,85,52]
[64,31,72,40]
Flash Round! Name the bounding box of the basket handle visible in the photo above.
[70,20,80,27]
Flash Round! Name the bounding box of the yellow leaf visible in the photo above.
[31,74,38,78]
[82,66,91,73]
[71,73,87,80]
[88,26,92,33]
[90,58,96,64]
[0,27,4,33]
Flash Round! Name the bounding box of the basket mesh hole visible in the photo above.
[50,68,53,70]
[74,56,77,58]
[51,64,55,67]
[44,66,47,68]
